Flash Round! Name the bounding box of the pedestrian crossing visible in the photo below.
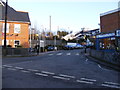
[48,53,80,56]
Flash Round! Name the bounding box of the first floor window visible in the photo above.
[14,24,20,33]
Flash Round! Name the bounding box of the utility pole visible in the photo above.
[4,0,8,48]
[3,0,8,56]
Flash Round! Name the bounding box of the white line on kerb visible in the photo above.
[104,82,120,86]
[76,80,93,84]
[15,67,24,70]
[35,73,48,77]
[27,69,39,72]
[101,84,120,88]
[81,78,96,82]
[59,74,75,78]
[41,71,55,75]
[53,76,70,80]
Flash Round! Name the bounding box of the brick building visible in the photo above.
[100,8,120,33]
[96,8,120,51]
[0,1,31,48]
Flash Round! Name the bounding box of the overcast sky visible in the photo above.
[3,0,120,33]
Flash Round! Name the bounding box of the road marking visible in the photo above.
[35,73,48,77]
[15,67,24,70]
[98,64,110,71]
[21,70,30,73]
[57,53,62,55]
[80,78,96,82]
[66,53,71,55]
[53,76,70,80]
[27,69,39,72]
[41,71,55,75]
[85,59,88,62]
[101,84,120,88]
[76,80,93,84]
[59,74,75,78]
[76,53,79,56]
[48,54,53,56]
[104,82,120,86]
[7,68,16,71]
[2,65,13,68]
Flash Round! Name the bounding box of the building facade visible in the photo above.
[100,8,120,33]
[96,8,120,51]
[0,1,31,48]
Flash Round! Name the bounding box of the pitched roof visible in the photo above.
[0,1,31,24]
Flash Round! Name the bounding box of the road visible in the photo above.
[2,49,120,88]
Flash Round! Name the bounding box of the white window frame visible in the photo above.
[2,23,9,33]
[14,40,20,47]
[14,24,21,33]
[2,40,9,46]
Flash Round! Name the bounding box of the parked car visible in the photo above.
[63,45,73,50]
[47,46,54,51]
[75,44,84,49]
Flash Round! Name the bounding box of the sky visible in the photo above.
[3,0,120,33]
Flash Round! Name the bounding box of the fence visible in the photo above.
[89,49,120,66]
[2,48,29,56]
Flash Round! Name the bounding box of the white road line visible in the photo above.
[53,76,70,80]
[101,84,120,88]
[48,54,53,56]
[27,69,39,72]
[98,64,110,71]
[15,67,24,70]
[76,80,93,84]
[80,78,96,82]
[85,59,88,62]
[76,53,79,56]
[2,65,13,68]
[41,71,55,75]
[21,70,30,73]
[57,53,62,55]
[7,68,16,71]
[59,74,75,78]
[104,82,120,86]
[35,73,48,77]
[66,53,71,55]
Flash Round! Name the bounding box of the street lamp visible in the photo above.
[4,0,8,48]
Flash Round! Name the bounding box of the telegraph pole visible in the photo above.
[4,0,8,48]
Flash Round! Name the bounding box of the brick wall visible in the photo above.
[100,11,120,33]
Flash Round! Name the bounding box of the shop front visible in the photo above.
[96,30,120,52]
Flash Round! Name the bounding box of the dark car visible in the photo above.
[47,46,54,51]
[63,45,73,50]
